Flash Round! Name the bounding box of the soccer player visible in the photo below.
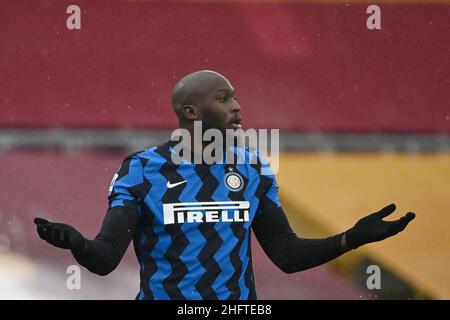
[34,70,415,300]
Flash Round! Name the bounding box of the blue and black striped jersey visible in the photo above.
[108,141,281,300]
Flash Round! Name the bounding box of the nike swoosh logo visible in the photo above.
[167,180,187,188]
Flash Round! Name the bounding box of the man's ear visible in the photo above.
[182,105,199,120]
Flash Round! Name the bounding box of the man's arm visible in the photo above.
[252,197,415,274]
[34,206,139,276]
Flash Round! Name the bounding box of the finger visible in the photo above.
[52,228,62,243]
[404,212,416,222]
[52,228,71,249]
[396,212,416,227]
[34,217,49,226]
[387,212,415,235]
[37,224,52,241]
[37,225,48,239]
[373,203,396,219]
[63,230,71,243]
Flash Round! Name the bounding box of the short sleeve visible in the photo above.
[108,154,144,210]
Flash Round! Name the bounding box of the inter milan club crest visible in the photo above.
[224,172,244,192]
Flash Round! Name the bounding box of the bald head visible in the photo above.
[171,70,231,119]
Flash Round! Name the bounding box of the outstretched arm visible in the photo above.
[34,206,139,276]
[252,198,415,274]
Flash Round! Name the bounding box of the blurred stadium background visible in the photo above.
[1,0,449,299]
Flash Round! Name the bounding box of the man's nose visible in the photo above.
[232,101,241,113]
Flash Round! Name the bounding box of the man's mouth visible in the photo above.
[229,116,242,129]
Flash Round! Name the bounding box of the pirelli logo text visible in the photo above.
[163,201,250,225]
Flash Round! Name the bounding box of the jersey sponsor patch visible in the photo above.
[163,201,250,225]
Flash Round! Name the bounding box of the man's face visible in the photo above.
[197,77,242,135]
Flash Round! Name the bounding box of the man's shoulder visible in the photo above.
[122,141,172,164]
[232,146,266,165]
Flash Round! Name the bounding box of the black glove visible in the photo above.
[34,217,87,252]
[344,203,415,249]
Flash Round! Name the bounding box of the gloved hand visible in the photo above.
[34,217,87,252]
[344,203,415,250]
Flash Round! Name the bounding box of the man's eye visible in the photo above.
[219,97,227,102]
[233,96,237,101]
